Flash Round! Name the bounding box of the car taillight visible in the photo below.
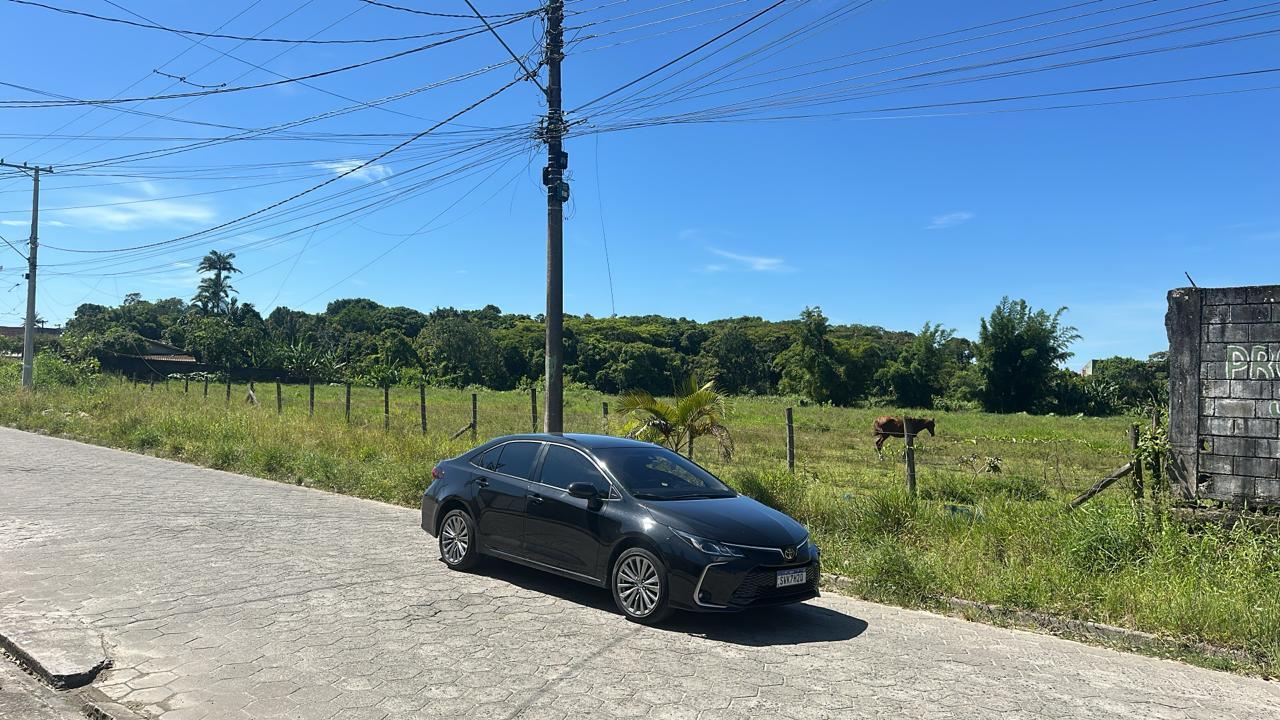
[431,466,444,480]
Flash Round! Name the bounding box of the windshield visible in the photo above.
[594,446,736,500]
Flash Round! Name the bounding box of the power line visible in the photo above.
[593,133,615,317]
[576,0,1280,127]
[0,232,27,260]
[463,0,547,92]
[0,0,268,163]
[42,75,530,256]
[359,0,537,19]
[0,12,537,108]
[7,0,493,44]
[570,0,794,113]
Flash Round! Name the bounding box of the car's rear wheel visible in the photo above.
[612,548,672,624]
[439,509,479,570]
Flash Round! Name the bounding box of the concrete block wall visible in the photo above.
[1168,285,1280,506]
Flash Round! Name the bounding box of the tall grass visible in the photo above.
[2,372,1277,674]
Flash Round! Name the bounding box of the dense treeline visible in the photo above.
[29,252,1167,415]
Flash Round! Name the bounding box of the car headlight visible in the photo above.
[673,529,743,557]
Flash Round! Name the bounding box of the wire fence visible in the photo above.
[107,374,1137,499]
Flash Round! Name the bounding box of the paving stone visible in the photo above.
[1,427,1278,720]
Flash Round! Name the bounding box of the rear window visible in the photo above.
[494,441,540,480]
[594,446,735,500]
[470,441,541,480]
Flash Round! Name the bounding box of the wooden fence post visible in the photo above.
[308,379,315,417]
[602,401,609,434]
[203,376,209,398]
[419,385,427,435]
[904,421,917,497]
[183,377,189,393]
[345,382,351,425]
[164,378,169,391]
[785,407,795,473]
[383,386,390,431]
[276,380,283,415]
[149,378,154,391]
[1150,407,1164,532]
[225,377,231,404]
[530,387,538,433]
[1130,423,1146,526]
[471,393,478,442]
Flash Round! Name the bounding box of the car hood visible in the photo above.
[640,494,807,547]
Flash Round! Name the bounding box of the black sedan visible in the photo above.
[421,433,819,623]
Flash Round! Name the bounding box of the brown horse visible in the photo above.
[873,416,935,458]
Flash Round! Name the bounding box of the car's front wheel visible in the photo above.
[611,547,672,624]
[439,508,479,570]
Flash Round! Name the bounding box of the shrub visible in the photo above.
[1066,506,1149,574]
[854,489,919,539]
[861,540,935,604]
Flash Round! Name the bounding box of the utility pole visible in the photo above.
[542,0,567,434]
[1,161,48,390]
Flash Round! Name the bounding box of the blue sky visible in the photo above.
[0,0,1277,365]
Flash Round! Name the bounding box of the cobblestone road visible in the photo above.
[1,427,1276,719]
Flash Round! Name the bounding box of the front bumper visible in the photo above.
[666,540,821,611]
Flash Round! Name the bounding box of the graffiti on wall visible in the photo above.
[1225,345,1280,417]
[1226,345,1280,380]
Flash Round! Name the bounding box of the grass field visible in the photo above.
[2,373,1278,675]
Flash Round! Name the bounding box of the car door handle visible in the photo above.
[530,493,544,504]
[475,477,490,487]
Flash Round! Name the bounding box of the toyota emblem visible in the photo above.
[782,546,796,561]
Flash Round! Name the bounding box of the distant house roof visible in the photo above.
[0,325,62,338]
[140,338,187,356]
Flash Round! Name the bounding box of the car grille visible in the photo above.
[730,561,819,605]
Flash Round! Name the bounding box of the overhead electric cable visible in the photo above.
[0,12,537,108]
[42,76,528,255]
[7,0,497,44]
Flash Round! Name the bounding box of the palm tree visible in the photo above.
[616,377,734,461]
[192,250,240,314]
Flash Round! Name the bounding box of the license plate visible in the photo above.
[776,568,807,588]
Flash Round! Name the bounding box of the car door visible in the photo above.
[523,444,617,580]
[471,441,542,554]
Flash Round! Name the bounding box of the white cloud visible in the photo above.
[313,159,393,183]
[59,199,215,231]
[708,247,791,272]
[925,211,974,230]
[1,219,69,227]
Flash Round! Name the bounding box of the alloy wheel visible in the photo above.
[616,554,660,617]
[440,513,470,566]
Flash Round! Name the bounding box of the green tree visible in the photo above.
[1088,353,1169,410]
[774,307,844,404]
[976,297,1080,413]
[192,250,241,314]
[419,316,502,387]
[696,322,772,395]
[876,322,954,408]
[617,378,734,460]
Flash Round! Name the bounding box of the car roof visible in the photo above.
[481,433,656,451]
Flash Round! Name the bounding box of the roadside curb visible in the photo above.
[2,628,151,720]
[0,626,108,690]
[820,573,1262,671]
[77,686,147,720]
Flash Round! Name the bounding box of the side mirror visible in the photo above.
[567,482,601,500]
